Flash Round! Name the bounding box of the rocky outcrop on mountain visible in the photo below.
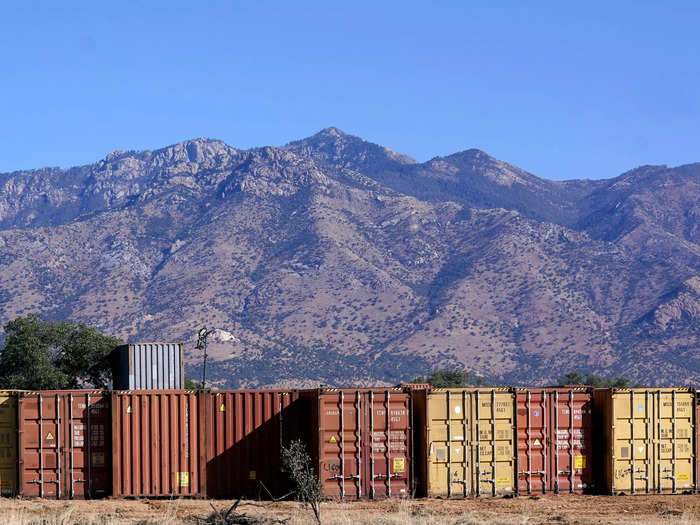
[0,129,697,386]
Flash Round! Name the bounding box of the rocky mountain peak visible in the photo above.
[284,128,416,171]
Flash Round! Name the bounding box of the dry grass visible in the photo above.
[0,496,698,525]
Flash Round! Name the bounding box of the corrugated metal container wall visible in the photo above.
[203,390,304,498]
[414,388,515,498]
[696,390,699,494]
[0,392,18,496]
[112,343,184,390]
[303,388,412,499]
[514,388,594,495]
[593,388,696,494]
[112,390,204,497]
[18,391,111,499]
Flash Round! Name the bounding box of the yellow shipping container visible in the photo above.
[593,388,696,494]
[0,392,18,496]
[413,388,515,497]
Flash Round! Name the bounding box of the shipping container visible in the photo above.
[112,390,204,497]
[111,343,184,390]
[413,388,515,498]
[0,391,18,496]
[17,391,111,499]
[593,388,696,494]
[202,390,304,498]
[302,388,412,499]
[514,387,594,495]
[694,389,699,495]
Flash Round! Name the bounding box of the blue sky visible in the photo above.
[1,2,698,180]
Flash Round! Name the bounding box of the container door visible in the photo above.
[0,393,17,496]
[516,391,546,494]
[20,394,62,498]
[611,391,653,493]
[318,391,361,499]
[548,391,593,493]
[63,393,110,498]
[472,390,514,496]
[696,393,700,494]
[657,391,694,492]
[425,391,469,497]
[363,391,410,498]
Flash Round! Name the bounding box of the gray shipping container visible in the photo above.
[111,342,185,390]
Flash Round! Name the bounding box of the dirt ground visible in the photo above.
[2,494,699,525]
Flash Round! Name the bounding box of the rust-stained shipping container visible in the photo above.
[18,391,111,499]
[594,388,696,494]
[112,390,204,497]
[202,390,304,498]
[413,388,516,498]
[0,391,18,496]
[514,388,594,495]
[302,388,412,499]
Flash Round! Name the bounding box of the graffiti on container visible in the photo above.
[614,468,629,480]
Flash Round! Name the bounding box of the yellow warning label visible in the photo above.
[574,455,586,469]
[220,403,226,412]
[249,470,256,480]
[533,439,541,447]
[45,432,54,441]
[329,436,337,444]
[496,476,511,486]
[126,405,132,414]
[677,473,689,481]
[176,472,189,487]
[393,458,405,473]
[92,452,105,467]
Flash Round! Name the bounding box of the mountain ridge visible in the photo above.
[0,128,697,387]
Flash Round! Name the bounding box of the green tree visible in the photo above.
[557,370,632,388]
[184,377,203,390]
[0,315,122,389]
[412,368,487,388]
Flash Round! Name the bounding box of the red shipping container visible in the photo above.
[302,388,412,499]
[18,391,111,499]
[514,387,594,494]
[202,390,304,498]
[111,390,204,497]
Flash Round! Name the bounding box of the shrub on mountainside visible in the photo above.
[412,368,490,387]
[0,315,122,389]
[557,370,632,388]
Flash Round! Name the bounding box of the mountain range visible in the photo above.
[0,127,697,387]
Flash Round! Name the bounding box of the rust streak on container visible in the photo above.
[111,390,203,498]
